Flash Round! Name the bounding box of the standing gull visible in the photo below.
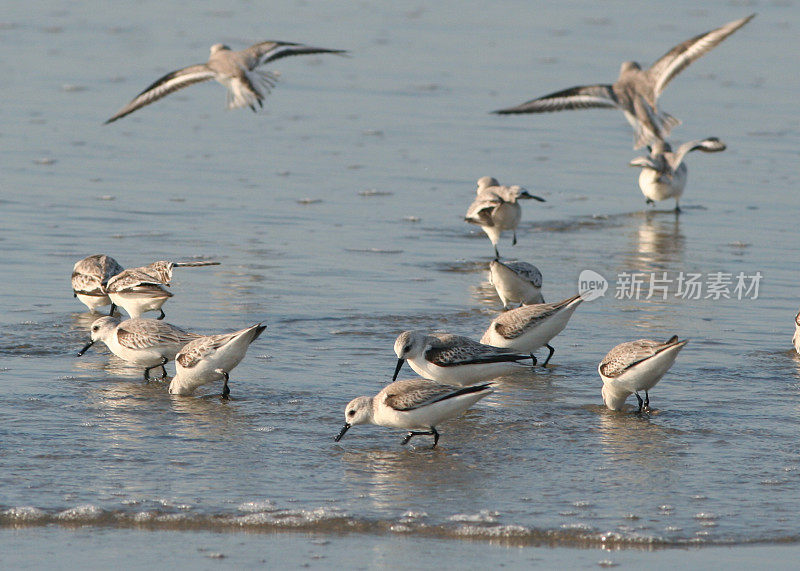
[334,379,494,447]
[599,336,688,412]
[105,41,347,123]
[629,137,726,212]
[77,316,199,381]
[481,294,583,367]
[169,323,266,398]
[465,176,545,259]
[493,14,754,148]
[71,254,124,313]
[392,330,532,386]
[489,259,545,309]
[105,260,219,320]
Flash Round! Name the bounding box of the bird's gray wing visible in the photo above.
[505,262,543,288]
[383,380,491,411]
[176,333,233,368]
[116,321,197,351]
[493,85,618,114]
[106,269,171,293]
[493,295,580,339]
[425,336,526,366]
[465,197,500,226]
[106,64,216,123]
[647,14,755,99]
[245,41,347,67]
[599,337,679,378]
[629,155,660,170]
[670,137,726,168]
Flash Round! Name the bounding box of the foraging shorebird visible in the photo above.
[599,336,688,412]
[493,14,754,148]
[105,260,219,320]
[465,176,545,259]
[105,40,347,123]
[489,259,545,309]
[71,254,124,313]
[77,316,199,381]
[480,294,583,367]
[629,137,726,211]
[169,323,266,398]
[392,330,533,386]
[334,379,494,447]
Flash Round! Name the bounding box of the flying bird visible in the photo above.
[493,14,754,148]
[106,40,347,123]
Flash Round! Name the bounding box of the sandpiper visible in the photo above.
[106,40,347,123]
[334,379,494,447]
[599,336,688,412]
[493,14,754,148]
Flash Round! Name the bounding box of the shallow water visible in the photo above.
[2,0,799,566]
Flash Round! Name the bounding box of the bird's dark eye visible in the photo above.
[347,410,356,417]
[92,326,99,332]
[403,345,411,353]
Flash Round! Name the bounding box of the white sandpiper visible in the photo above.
[71,254,124,313]
[77,316,200,380]
[599,336,688,412]
[334,379,494,447]
[392,330,532,386]
[465,176,545,259]
[489,259,544,309]
[493,14,754,148]
[105,260,219,319]
[629,137,726,212]
[105,41,347,123]
[169,323,266,398]
[480,294,583,367]
[793,310,800,355]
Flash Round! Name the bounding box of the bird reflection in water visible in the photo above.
[624,210,685,273]
[595,409,682,483]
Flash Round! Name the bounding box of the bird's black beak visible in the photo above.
[334,423,350,442]
[392,358,405,382]
[77,339,95,356]
[520,191,546,202]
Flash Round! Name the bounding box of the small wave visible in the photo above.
[2,504,798,549]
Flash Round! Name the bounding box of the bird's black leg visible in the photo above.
[643,391,651,412]
[542,344,555,367]
[143,356,169,382]
[401,429,437,446]
[493,245,500,260]
[634,392,644,413]
[512,232,517,246]
[221,371,230,400]
[674,202,682,214]
[157,309,166,320]
[529,353,538,370]
[431,427,440,447]
[646,198,654,206]
[108,303,117,316]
